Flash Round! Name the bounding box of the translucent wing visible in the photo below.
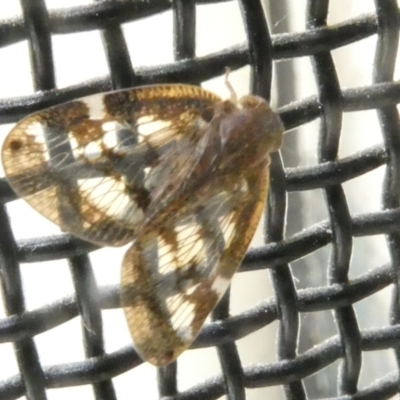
[2,85,221,246]
[121,164,269,366]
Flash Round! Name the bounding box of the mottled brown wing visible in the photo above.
[121,164,269,366]
[2,85,221,246]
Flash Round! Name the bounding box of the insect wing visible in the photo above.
[2,85,221,246]
[121,164,269,366]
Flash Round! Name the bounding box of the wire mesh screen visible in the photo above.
[0,0,399,399]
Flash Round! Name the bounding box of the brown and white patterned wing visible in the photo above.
[121,165,269,366]
[2,85,221,246]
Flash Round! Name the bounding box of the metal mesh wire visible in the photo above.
[0,0,400,399]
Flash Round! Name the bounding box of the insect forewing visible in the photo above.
[2,85,221,246]
[121,165,269,366]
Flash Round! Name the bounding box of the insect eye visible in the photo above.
[200,107,215,123]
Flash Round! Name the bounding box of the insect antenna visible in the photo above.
[224,67,238,105]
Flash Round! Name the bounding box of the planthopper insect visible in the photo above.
[2,75,284,366]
